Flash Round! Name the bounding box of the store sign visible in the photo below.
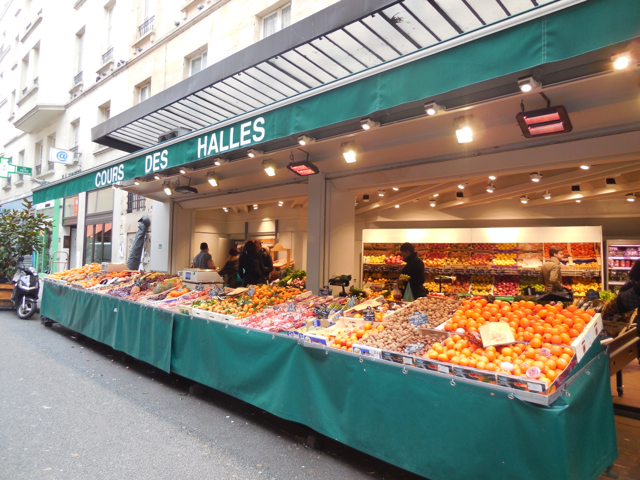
[94,164,125,188]
[49,148,75,164]
[196,118,265,159]
[0,157,16,178]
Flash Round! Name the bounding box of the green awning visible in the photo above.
[33,0,640,204]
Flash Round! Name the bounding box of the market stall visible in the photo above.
[39,263,618,480]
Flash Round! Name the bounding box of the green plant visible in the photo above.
[0,199,53,279]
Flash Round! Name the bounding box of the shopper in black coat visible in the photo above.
[260,245,274,284]
[238,241,265,287]
[616,260,640,314]
[399,242,427,299]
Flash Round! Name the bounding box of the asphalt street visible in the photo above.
[0,311,427,480]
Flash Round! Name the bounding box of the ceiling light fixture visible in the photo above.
[530,172,543,182]
[278,201,284,207]
[520,195,529,204]
[458,183,467,190]
[454,116,474,144]
[543,191,551,200]
[179,166,192,175]
[433,193,439,197]
[213,157,225,166]
[134,178,141,185]
[429,199,436,207]
[392,187,399,191]
[163,182,173,196]
[363,194,370,203]
[571,185,581,192]
[576,199,582,203]
[247,149,262,158]
[207,172,219,187]
[486,182,495,193]
[424,102,444,116]
[297,135,315,146]
[612,52,631,70]
[342,142,357,163]
[263,160,276,177]
[517,75,541,93]
[153,172,162,180]
[223,207,229,212]
[378,190,385,197]
[626,193,636,202]
[360,118,380,130]
[394,205,400,209]
[580,165,590,170]
[488,175,497,181]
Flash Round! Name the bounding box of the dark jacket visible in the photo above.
[218,257,240,287]
[262,251,274,283]
[238,251,265,287]
[616,281,640,314]
[401,252,427,299]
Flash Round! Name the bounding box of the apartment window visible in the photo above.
[46,134,56,170]
[127,192,145,213]
[71,119,80,149]
[138,82,150,103]
[17,150,24,181]
[34,140,43,175]
[98,101,110,122]
[262,3,291,38]
[20,53,29,94]
[106,5,114,48]
[190,51,207,76]
[75,30,84,75]
[9,90,15,116]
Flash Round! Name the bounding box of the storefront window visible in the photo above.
[63,196,79,218]
[85,222,112,264]
[86,188,114,215]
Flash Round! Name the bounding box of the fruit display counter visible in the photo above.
[40,266,616,480]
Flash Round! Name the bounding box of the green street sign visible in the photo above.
[15,166,32,175]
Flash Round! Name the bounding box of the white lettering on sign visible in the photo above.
[196,117,266,159]
[95,164,125,188]
[144,149,169,174]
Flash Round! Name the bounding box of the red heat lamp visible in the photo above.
[516,105,572,139]
[287,160,319,176]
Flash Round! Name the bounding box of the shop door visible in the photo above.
[69,227,77,269]
[84,222,113,264]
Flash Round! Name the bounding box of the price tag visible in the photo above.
[286,302,296,313]
[347,296,357,309]
[314,305,329,319]
[582,271,593,279]
[586,289,600,301]
[247,285,256,296]
[363,306,376,322]
[404,343,424,355]
[408,311,429,327]
[195,284,204,291]
[319,285,332,296]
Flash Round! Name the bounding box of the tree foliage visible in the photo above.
[0,199,53,278]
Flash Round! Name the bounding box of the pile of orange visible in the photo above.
[443,299,595,346]
[425,335,575,386]
[331,322,383,351]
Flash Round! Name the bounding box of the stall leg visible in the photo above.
[602,464,618,479]
[616,370,624,397]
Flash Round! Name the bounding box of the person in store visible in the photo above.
[238,240,266,287]
[538,246,564,292]
[260,245,274,284]
[218,247,240,288]
[399,242,427,299]
[616,259,640,314]
[191,242,216,270]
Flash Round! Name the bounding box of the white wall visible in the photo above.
[149,199,170,272]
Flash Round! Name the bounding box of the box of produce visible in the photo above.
[472,243,496,251]
[517,252,543,268]
[469,253,494,266]
[191,307,212,320]
[428,243,448,251]
[518,243,543,252]
[209,311,237,323]
[495,243,518,251]
[441,275,471,294]
[303,333,330,346]
[446,251,471,266]
[493,276,519,296]
[493,253,517,267]
[569,242,599,259]
[571,313,603,361]
[423,252,447,266]
[470,275,493,296]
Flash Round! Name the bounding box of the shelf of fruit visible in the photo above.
[493,253,517,267]
[470,275,493,295]
[441,275,471,294]
[495,243,518,251]
[493,276,519,296]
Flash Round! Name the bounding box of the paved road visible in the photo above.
[0,312,427,480]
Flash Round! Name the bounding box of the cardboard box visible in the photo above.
[209,311,237,323]
[302,333,330,346]
[571,313,603,361]
[191,307,211,320]
[381,350,415,366]
[352,344,382,359]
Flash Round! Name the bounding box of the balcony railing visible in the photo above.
[127,192,146,213]
[102,47,113,65]
[138,16,155,37]
[47,161,54,170]
[74,71,83,85]
[35,164,42,175]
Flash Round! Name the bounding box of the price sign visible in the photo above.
[347,296,357,309]
[582,271,593,279]
[319,285,332,296]
[363,307,376,323]
[404,343,424,355]
[195,284,204,291]
[408,311,429,327]
[586,289,600,301]
[247,285,256,296]
[286,302,296,313]
[314,305,329,319]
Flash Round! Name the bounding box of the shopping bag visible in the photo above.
[403,284,415,302]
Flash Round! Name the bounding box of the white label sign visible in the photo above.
[50,148,75,164]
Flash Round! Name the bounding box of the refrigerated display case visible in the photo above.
[606,239,640,292]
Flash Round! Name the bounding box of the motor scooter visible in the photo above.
[11,257,39,319]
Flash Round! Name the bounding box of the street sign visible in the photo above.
[49,147,75,165]
[0,157,16,178]
[15,166,32,175]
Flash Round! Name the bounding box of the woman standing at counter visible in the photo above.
[399,242,427,299]
[238,241,266,287]
[218,247,240,288]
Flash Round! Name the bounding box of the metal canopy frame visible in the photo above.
[92,0,566,152]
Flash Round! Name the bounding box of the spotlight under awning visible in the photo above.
[287,159,319,176]
[516,106,573,138]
